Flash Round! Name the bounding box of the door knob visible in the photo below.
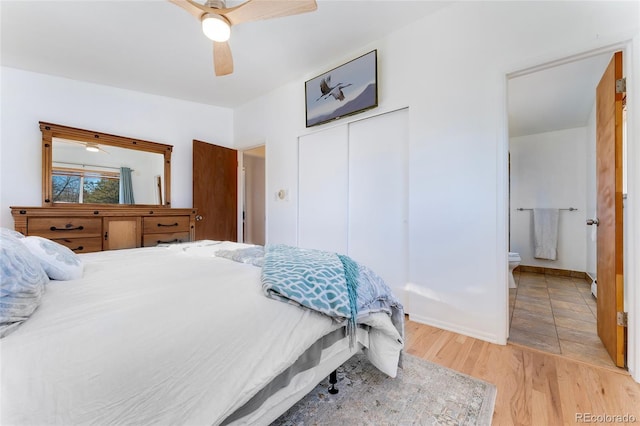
[195,215,203,221]
[586,218,599,226]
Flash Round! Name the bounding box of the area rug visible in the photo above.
[271,352,496,425]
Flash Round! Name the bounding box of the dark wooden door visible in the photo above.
[595,51,625,367]
[193,140,237,241]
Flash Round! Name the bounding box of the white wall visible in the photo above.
[510,127,588,272]
[0,67,234,227]
[234,1,640,344]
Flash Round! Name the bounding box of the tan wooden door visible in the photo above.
[193,140,238,241]
[595,51,625,367]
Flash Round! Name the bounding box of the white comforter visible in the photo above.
[0,241,402,425]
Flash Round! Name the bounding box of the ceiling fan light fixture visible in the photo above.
[201,13,230,42]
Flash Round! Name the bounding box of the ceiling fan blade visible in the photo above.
[168,0,209,19]
[213,41,234,76]
[221,0,317,26]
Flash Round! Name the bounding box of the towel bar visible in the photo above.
[516,207,577,211]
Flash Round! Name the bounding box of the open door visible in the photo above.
[241,146,266,245]
[594,51,625,367]
[193,140,238,241]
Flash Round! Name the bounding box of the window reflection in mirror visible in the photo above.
[52,138,165,205]
[52,167,119,204]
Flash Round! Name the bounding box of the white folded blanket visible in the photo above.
[533,208,559,260]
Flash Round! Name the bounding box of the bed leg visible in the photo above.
[328,370,339,394]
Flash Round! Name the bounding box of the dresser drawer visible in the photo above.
[143,216,190,234]
[51,237,103,253]
[28,217,102,239]
[143,232,190,247]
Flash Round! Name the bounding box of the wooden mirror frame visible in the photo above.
[41,122,172,207]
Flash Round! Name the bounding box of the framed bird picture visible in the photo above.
[305,50,378,128]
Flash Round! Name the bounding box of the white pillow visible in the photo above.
[21,236,84,281]
[0,227,25,239]
[1,233,48,337]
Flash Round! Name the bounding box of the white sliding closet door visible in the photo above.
[298,126,349,253]
[298,109,409,298]
[348,109,409,297]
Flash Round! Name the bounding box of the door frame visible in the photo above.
[237,142,267,244]
[501,39,639,381]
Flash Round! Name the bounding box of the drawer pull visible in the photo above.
[156,239,182,245]
[157,223,179,227]
[70,246,84,252]
[50,225,84,231]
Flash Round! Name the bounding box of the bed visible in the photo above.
[1,236,404,425]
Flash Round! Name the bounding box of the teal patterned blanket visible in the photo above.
[215,244,404,345]
[261,245,359,342]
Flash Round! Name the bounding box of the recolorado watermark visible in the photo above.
[576,413,637,423]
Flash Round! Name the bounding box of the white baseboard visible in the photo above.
[407,313,502,345]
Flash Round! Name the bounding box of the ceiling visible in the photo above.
[1,0,450,108]
[1,1,616,135]
[508,52,614,137]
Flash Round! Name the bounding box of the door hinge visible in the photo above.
[617,311,628,327]
[616,78,626,94]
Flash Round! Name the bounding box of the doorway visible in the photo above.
[240,145,265,245]
[506,50,626,370]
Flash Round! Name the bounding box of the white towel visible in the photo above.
[533,208,559,260]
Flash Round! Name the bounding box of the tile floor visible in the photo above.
[508,270,621,370]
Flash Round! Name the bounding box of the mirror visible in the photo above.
[41,122,172,207]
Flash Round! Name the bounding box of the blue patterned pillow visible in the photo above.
[21,236,84,281]
[1,233,48,337]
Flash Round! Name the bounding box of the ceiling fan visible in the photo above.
[169,0,318,76]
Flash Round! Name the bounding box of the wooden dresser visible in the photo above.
[11,206,197,253]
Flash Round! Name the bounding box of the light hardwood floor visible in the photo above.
[404,319,640,425]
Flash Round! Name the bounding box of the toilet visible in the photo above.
[508,252,521,289]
